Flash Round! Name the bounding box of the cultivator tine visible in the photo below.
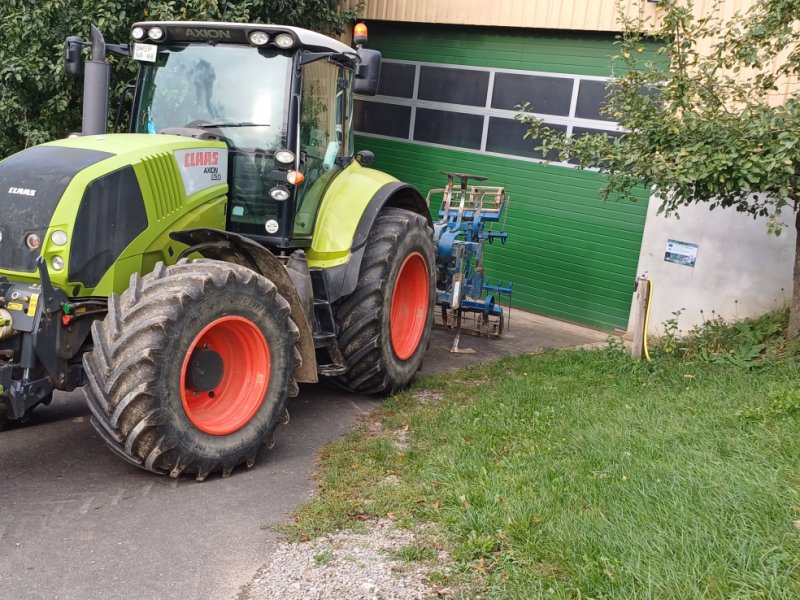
[448,309,476,354]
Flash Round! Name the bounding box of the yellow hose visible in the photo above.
[643,278,652,362]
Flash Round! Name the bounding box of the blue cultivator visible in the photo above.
[426,172,513,353]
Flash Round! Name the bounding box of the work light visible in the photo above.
[274,33,294,49]
[148,27,165,41]
[249,31,269,46]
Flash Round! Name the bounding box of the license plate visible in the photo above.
[133,43,157,63]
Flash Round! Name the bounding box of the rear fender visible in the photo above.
[169,229,317,383]
[310,162,432,302]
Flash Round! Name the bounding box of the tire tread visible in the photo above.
[330,208,434,395]
[83,259,300,480]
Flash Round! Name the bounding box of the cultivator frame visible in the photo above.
[427,172,513,351]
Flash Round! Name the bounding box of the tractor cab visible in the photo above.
[127,22,380,249]
[73,21,381,249]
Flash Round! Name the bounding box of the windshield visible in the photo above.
[133,44,293,230]
[132,44,291,151]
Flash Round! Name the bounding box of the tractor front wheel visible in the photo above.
[330,208,435,395]
[83,259,300,480]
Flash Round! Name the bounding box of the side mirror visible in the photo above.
[64,36,83,79]
[355,150,374,167]
[353,48,381,96]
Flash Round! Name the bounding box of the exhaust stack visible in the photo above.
[81,24,110,135]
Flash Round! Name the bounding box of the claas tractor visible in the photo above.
[0,21,435,480]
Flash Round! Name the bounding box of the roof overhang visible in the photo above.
[131,21,355,55]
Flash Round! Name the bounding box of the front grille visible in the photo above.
[139,151,183,221]
[69,166,148,288]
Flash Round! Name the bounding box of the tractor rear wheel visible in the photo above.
[83,259,300,480]
[330,208,435,395]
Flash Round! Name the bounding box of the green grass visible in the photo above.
[313,549,334,565]
[286,319,800,598]
[389,544,439,563]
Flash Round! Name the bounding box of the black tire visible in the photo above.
[83,259,300,481]
[329,208,435,395]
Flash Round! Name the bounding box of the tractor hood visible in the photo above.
[0,134,228,295]
[0,145,113,274]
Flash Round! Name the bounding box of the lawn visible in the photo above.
[287,315,800,598]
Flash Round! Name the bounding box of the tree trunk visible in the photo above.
[787,207,800,337]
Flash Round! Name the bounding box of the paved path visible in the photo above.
[0,311,605,600]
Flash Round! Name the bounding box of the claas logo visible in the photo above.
[184,151,219,168]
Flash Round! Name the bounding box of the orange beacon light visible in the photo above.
[354,22,368,46]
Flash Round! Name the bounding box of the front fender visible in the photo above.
[169,228,317,383]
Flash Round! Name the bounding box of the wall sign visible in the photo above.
[664,239,698,267]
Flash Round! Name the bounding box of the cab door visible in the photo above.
[293,60,353,238]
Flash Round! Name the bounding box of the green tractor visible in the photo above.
[0,21,435,480]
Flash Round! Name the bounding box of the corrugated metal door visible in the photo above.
[354,22,650,330]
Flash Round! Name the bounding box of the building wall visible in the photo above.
[354,22,651,330]
[359,0,759,33]
[357,0,796,101]
[630,200,795,335]
[354,1,796,332]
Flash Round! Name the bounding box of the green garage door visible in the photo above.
[354,22,650,330]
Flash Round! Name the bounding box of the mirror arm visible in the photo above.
[107,43,130,58]
[113,81,137,132]
[299,51,356,66]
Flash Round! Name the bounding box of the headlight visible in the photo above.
[131,27,146,40]
[148,27,165,41]
[51,256,65,271]
[249,31,269,46]
[274,149,295,165]
[274,33,294,49]
[270,186,290,201]
[51,230,68,246]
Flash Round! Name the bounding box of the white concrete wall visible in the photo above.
[629,198,795,336]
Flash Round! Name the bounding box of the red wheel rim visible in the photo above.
[390,252,429,360]
[180,316,270,435]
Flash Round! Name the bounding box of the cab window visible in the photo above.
[294,60,351,237]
